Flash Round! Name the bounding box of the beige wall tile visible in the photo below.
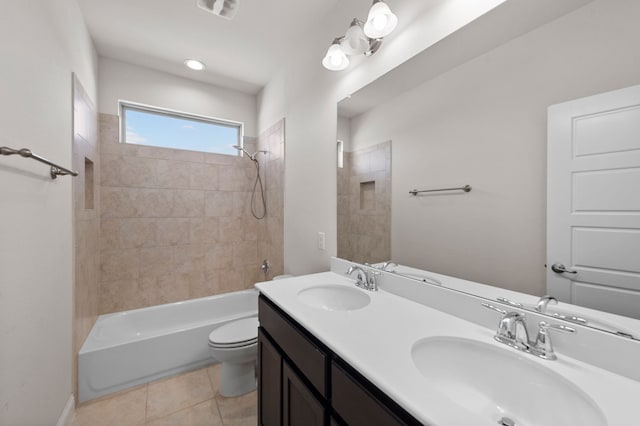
[139,247,173,278]
[205,191,234,217]
[139,274,188,306]
[217,269,244,293]
[139,189,174,218]
[101,187,138,218]
[174,244,205,276]
[233,191,251,218]
[190,217,219,244]
[204,242,234,272]
[190,162,219,190]
[172,190,205,217]
[99,279,140,314]
[101,249,139,281]
[157,159,191,189]
[120,218,158,248]
[218,165,252,192]
[156,218,190,246]
[233,241,258,267]
[219,217,244,242]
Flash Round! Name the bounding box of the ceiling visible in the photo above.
[77,0,344,94]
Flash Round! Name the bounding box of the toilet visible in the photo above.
[208,274,293,397]
[208,316,259,397]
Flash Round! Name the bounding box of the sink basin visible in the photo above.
[411,337,606,426]
[297,285,370,311]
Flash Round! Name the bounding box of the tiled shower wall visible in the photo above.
[73,75,100,400]
[98,114,285,313]
[337,140,391,264]
[256,119,285,280]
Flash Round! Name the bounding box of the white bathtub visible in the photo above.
[78,289,258,402]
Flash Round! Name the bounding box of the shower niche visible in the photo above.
[337,140,391,264]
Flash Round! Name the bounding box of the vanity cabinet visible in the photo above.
[258,295,421,426]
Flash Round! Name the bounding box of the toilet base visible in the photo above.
[219,361,256,397]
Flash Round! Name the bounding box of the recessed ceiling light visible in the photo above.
[184,59,206,71]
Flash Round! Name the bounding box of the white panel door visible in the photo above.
[547,85,640,320]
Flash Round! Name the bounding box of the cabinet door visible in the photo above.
[258,328,281,426]
[282,361,325,426]
[332,361,419,426]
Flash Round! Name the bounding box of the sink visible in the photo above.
[411,337,606,426]
[297,285,371,311]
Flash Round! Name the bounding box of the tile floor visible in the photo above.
[72,364,256,426]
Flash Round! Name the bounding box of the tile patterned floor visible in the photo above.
[72,365,257,426]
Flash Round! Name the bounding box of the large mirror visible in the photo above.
[337,0,640,340]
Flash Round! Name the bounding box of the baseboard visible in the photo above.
[56,395,75,426]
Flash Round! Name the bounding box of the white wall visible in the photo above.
[99,58,258,137]
[347,0,640,295]
[0,0,97,424]
[257,0,596,276]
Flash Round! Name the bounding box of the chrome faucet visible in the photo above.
[345,265,379,291]
[535,295,587,325]
[483,303,529,351]
[483,302,575,360]
[380,261,398,272]
[535,295,558,313]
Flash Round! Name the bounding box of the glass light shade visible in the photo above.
[363,1,398,39]
[322,43,349,71]
[340,23,369,55]
[184,59,206,71]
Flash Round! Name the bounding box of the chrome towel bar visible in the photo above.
[409,185,471,195]
[1,146,78,179]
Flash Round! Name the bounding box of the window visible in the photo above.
[119,101,243,155]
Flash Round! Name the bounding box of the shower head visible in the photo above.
[232,145,267,161]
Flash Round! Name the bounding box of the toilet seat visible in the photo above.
[208,317,258,349]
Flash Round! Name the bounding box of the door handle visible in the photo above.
[551,263,577,274]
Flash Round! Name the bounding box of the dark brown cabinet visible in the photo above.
[258,328,281,426]
[258,294,421,426]
[282,360,325,426]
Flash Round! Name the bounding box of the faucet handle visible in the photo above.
[497,297,524,308]
[368,271,381,291]
[482,302,508,316]
[533,321,576,360]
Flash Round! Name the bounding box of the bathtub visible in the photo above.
[78,289,258,402]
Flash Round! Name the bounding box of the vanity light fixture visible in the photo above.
[322,0,397,71]
[363,0,398,39]
[184,59,206,71]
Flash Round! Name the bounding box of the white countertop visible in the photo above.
[256,271,640,426]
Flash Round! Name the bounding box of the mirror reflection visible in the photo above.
[336,1,640,339]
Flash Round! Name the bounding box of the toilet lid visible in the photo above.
[208,317,258,346]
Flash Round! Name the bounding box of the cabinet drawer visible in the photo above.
[332,361,417,426]
[259,295,327,397]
